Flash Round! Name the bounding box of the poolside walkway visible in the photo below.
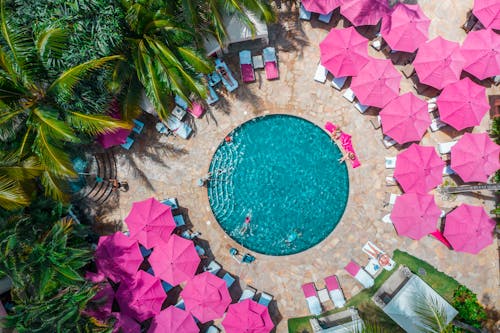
[98,1,500,331]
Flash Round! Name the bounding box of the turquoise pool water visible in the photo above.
[208,115,349,256]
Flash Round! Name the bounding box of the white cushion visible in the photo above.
[314,63,328,83]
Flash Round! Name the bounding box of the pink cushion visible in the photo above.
[344,261,360,276]
[241,64,255,82]
[187,102,204,118]
[265,61,279,80]
[302,282,316,298]
[324,275,339,291]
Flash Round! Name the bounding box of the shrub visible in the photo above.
[452,286,487,330]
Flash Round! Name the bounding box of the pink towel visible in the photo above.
[324,275,339,291]
[302,282,316,297]
[344,261,360,277]
[241,64,255,83]
[325,121,337,133]
[430,230,452,248]
[265,61,279,80]
[187,102,204,118]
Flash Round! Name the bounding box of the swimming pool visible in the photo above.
[208,115,349,256]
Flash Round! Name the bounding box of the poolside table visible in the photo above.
[252,55,264,69]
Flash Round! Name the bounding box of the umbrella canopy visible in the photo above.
[461,29,500,80]
[116,270,166,322]
[97,128,131,149]
[320,27,370,77]
[112,314,141,333]
[180,272,231,323]
[125,197,176,249]
[149,234,200,286]
[413,37,465,90]
[436,78,490,131]
[301,0,341,15]
[351,58,401,108]
[451,133,500,183]
[148,306,199,333]
[95,232,143,283]
[443,204,496,254]
[394,144,445,193]
[379,92,431,144]
[380,3,430,53]
[390,193,441,240]
[340,0,390,26]
[473,0,500,30]
[222,299,274,333]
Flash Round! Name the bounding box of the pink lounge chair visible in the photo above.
[187,102,204,118]
[239,50,255,83]
[325,122,361,168]
[301,282,322,315]
[324,275,346,308]
[344,261,374,289]
[263,47,279,80]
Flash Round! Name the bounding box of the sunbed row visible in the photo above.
[239,47,279,83]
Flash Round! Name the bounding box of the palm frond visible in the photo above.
[66,111,132,136]
[206,0,229,46]
[39,171,68,202]
[35,26,69,66]
[144,19,194,36]
[0,104,25,140]
[33,128,76,178]
[179,0,199,32]
[413,293,452,333]
[0,175,29,210]
[0,154,42,180]
[33,107,80,143]
[176,46,212,74]
[241,0,277,23]
[120,76,143,121]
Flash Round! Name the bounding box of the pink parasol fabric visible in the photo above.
[461,29,500,80]
[85,283,114,321]
[379,92,431,144]
[97,103,131,149]
[413,37,465,90]
[148,234,200,286]
[340,0,390,26]
[112,313,141,333]
[443,204,496,254]
[301,0,341,15]
[116,270,166,322]
[450,133,500,183]
[394,144,445,193]
[222,299,274,333]
[380,3,430,53]
[473,0,500,30]
[125,197,176,249]
[320,27,370,77]
[94,232,143,283]
[180,272,231,323]
[390,193,441,240]
[436,77,490,131]
[148,306,199,333]
[351,58,401,108]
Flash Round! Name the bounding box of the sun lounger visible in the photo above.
[371,35,383,51]
[140,244,152,257]
[239,50,255,83]
[342,88,355,103]
[165,115,192,139]
[318,11,333,24]
[324,275,346,308]
[160,197,179,210]
[132,119,144,134]
[156,122,170,135]
[344,261,374,289]
[443,165,455,176]
[382,135,397,149]
[314,63,328,83]
[301,282,322,315]
[430,118,446,132]
[493,75,500,86]
[362,241,396,271]
[206,326,220,333]
[384,193,399,206]
[299,4,312,20]
[382,214,392,224]
[121,136,134,150]
[239,286,257,302]
[206,85,219,105]
[175,95,189,110]
[437,141,457,155]
[385,176,397,186]
[187,102,204,118]
[331,76,347,90]
[162,280,174,292]
[173,214,186,227]
[208,72,222,86]
[175,298,185,310]
[258,292,273,307]
[385,157,396,169]
[263,47,279,80]
[222,272,235,288]
[354,101,369,113]
[215,58,238,92]
[203,260,221,275]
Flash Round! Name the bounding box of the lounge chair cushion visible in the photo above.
[206,85,219,105]
[239,286,257,302]
[166,115,192,139]
[318,11,333,24]
[299,4,312,20]
[258,292,273,307]
[175,95,189,110]
[132,119,144,134]
[331,76,347,90]
[204,260,221,275]
[241,63,255,83]
[187,102,205,118]
[263,47,279,80]
[222,273,235,288]
[215,58,239,92]
[314,63,328,83]
[345,261,374,289]
[362,241,396,271]
[343,88,355,102]
[121,137,134,150]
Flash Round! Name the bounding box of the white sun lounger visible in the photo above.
[343,88,355,102]
[203,260,221,275]
[318,11,333,24]
[324,275,346,308]
[382,135,397,149]
[382,214,393,224]
[437,141,457,154]
[331,76,347,90]
[258,292,273,307]
[385,157,397,169]
[302,282,322,315]
[314,63,328,83]
[430,118,447,132]
[362,241,396,271]
[387,193,399,205]
[354,101,369,113]
[239,285,257,302]
[299,4,312,20]
[165,115,192,139]
[443,165,455,176]
[345,261,374,289]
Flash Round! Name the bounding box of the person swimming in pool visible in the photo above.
[285,229,302,245]
[239,213,252,235]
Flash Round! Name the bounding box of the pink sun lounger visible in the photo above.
[301,282,322,315]
[263,47,279,80]
[324,275,346,308]
[187,102,204,118]
[344,261,374,289]
[239,50,255,83]
[325,121,361,168]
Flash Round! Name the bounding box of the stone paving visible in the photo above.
[98,1,500,331]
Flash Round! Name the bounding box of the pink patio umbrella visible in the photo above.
[319,27,370,77]
[351,58,401,108]
[125,197,176,249]
[112,314,141,333]
[390,193,441,240]
[394,144,445,193]
[379,92,431,144]
[94,232,143,283]
[443,204,496,254]
[116,270,166,322]
[222,299,274,333]
[380,3,430,53]
[97,128,130,149]
[451,133,500,183]
[148,234,200,286]
[461,29,500,80]
[436,77,490,131]
[301,0,341,15]
[85,283,114,321]
[413,37,465,90]
[148,306,198,333]
[473,0,500,30]
[180,272,231,323]
[340,0,390,26]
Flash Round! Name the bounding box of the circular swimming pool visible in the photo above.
[208,115,349,256]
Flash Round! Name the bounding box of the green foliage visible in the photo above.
[490,117,500,145]
[451,286,487,331]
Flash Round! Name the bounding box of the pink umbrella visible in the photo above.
[473,0,500,30]
[148,234,200,286]
[379,92,431,144]
[112,314,141,333]
[222,299,274,333]
[451,133,500,183]
[95,232,143,283]
[444,204,496,254]
[180,272,231,323]
[390,193,441,240]
[394,144,445,193]
[351,58,401,108]
[436,78,490,131]
[319,27,370,77]
[340,0,390,26]
[301,0,341,15]
[413,37,465,90]
[85,283,114,321]
[148,306,198,333]
[116,270,166,322]
[125,197,176,249]
[461,29,500,80]
[380,3,430,53]
[97,104,131,148]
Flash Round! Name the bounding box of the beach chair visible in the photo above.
[196,245,206,257]
[318,11,333,24]
[362,241,396,271]
[206,85,219,105]
[175,95,189,110]
[120,136,134,150]
[173,214,186,227]
[263,47,279,80]
[155,122,170,135]
[443,165,455,176]
[342,88,355,103]
[222,272,235,288]
[314,63,328,83]
[239,50,255,83]
[371,34,383,51]
[187,102,205,118]
[165,115,192,139]
[132,119,144,134]
[175,298,185,310]
[385,176,397,186]
[206,326,220,333]
[208,72,222,86]
[301,282,322,315]
[258,292,273,307]
[382,135,397,149]
[203,260,222,275]
[324,275,346,308]
[299,4,312,20]
[344,261,374,288]
[385,157,396,169]
[160,197,179,210]
[437,141,457,155]
[430,118,447,132]
[215,58,238,92]
[354,101,369,113]
[384,193,399,207]
[239,286,257,302]
[331,76,347,90]
[382,214,393,224]
[139,244,152,257]
[162,280,174,292]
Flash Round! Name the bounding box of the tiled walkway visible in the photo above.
[98,1,499,331]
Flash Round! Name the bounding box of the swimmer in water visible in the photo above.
[239,214,252,235]
[285,229,302,245]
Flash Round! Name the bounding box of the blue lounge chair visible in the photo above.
[162,280,174,292]
[155,122,170,134]
[206,85,219,105]
[165,115,192,139]
[299,4,312,20]
[175,95,189,110]
[120,136,134,150]
[132,119,144,134]
[160,197,179,210]
[215,58,238,92]
[206,326,220,333]
[195,245,206,256]
[175,299,185,310]
[238,286,257,302]
[208,72,222,87]
[318,11,333,24]
[203,260,222,275]
[139,244,152,257]
[258,292,273,307]
[222,272,235,288]
[173,214,186,227]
